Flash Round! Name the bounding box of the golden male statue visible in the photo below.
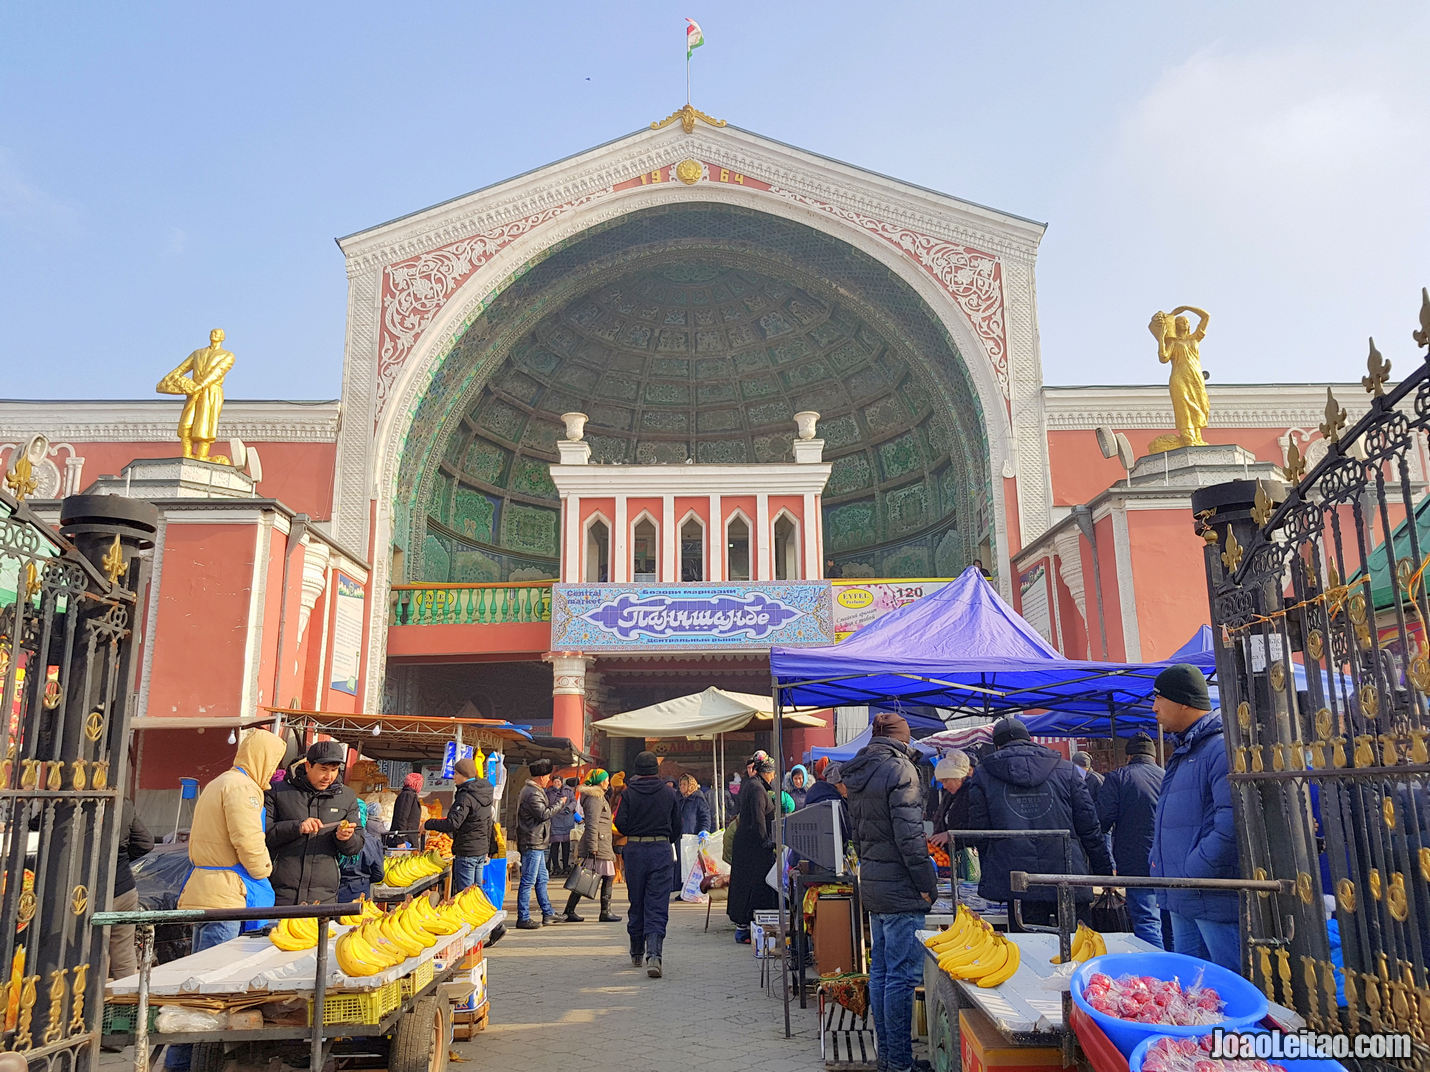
[156,328,236,461]
[1148,306,1211,453]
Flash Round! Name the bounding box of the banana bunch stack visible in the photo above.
[1049,922,1107,964]
[339,898,384,926]
[332,889,501,978]
[923,906,1021,989]
[269,916,332,951]
[382,850,447,888]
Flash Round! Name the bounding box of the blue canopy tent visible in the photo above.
[771,567,1218,720]
[807,725,938,763]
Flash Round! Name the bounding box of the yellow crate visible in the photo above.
[400,959,434,999]
[310,978,402,1026]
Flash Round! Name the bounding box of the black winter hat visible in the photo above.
[306,740,346,766]
[992,716,1031,749]
[529,758,554,778]
[633,751,660,776]
[1126,732,1157,758]
[1153,663,1212,711]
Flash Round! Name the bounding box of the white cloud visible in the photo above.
[0,149,81,241]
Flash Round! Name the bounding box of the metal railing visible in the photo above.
[389,580,553,626]
[91,902,361,1072]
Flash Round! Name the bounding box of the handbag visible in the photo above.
[1087,887,1130,932]
[563,863,602,900]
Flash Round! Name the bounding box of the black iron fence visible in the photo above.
[0,489,157,1072]
[1197,292,1430,1065]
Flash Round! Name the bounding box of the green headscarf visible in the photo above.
[585,768,609,786]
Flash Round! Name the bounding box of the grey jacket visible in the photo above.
[516,780,569,852]
[575,784,614,861]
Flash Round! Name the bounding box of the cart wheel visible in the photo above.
[191,1042,226,1072]
[389,997,448,1072]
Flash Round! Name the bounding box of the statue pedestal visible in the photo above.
[85,457,257,500]
[1127,444,1277,490]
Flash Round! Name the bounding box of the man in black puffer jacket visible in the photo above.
[613,751,682,978]
[1098,732,1164,947]
[966,717,1113,925]
[265,741,364,905]
[425,756,494,893]
[842,713,937,1072]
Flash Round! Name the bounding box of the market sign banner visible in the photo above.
[832,579,949,640]
[551,583,834,651]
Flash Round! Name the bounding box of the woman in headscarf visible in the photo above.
[727,755,779,943]
[388,771,424,849]
[609,770,627,884]
[560,769,621,923]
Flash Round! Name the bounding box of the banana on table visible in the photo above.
[381,850,448,889]
[922,905,1020,989]
[267,885,500,979]
[1049,922,1107,964]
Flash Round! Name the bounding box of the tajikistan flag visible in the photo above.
[686,18,705,58]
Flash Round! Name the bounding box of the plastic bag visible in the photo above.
[156,1006,226,1033]
[679,856,708,903]
[698,831,730,877]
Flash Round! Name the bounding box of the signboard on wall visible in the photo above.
[550,583,834,651]
[1018,562,1054,645]
[329,573,365,695]
[832,580,949,640]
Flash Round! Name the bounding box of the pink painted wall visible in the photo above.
[1126,510,1213,661]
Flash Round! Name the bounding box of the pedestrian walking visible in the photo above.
[1097,732,1165,948]
[560,769,621,923]
[424,756,494,892]
[612,751,681,977]
[842,713,938,1072]
[389,771,425,849]
[727,755,778,943]
[515,758,572,928]
[1149,663,1240,971]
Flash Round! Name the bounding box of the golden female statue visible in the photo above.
[156,329,235,461]
[1149,306,1210,451]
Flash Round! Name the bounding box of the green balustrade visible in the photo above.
[390,582,553,626]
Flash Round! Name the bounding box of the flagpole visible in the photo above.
[685,43,691,106]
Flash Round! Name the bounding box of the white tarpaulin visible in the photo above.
[591,687,826,739]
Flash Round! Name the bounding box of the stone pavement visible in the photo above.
[462,883,831,1072]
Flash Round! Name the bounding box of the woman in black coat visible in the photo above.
[388,772,425,849]
[726,757,778,942]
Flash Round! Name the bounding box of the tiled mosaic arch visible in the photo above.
[393,204,992,582]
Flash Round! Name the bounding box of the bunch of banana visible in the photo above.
[924,906,1021,988]
[338,898,384,926]
[381,850,448,888]
[1049,922,1107,964]
[450,886,497,927]
[269,915,330,951]
[335,924,399,977]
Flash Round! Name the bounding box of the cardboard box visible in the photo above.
[959,1006,1062,1072]
[454,961,488,1012]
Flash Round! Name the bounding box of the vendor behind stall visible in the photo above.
[424,756,494,893]
[266,740,363,905]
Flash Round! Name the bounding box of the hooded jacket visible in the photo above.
[1097,755,1164,876]
[265,761,364,905]
[1149,712,1238,921]
[783,765,809,810]
[338,816,387,903]
[425,776,494,858]
[576,784,615,861]
[388,784,423,848]
[179,730,288,910]
[842,738,938,914]
[966,740,1113,904]
[613,775,681,843]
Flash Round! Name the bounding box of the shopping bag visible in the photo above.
[699,830,730,877]
[679,855,708,903]
[563,865,602,900]
[1087,887,1130,932]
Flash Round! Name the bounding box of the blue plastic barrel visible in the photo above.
[479,855,508,911]
[179,777,199,799]
[1071,951,1267,1057]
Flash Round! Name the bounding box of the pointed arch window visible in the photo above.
[632,516,658,581]
[726,514,751,582]
[680,516,705,581]
[585,517,610,582]
[773,512,800,580]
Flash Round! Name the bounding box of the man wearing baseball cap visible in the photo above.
[1148,663,1240,970]
[265,740,364,905]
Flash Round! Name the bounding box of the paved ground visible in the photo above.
[462,883,831,1071]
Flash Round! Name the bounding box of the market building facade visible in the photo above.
[3,109,1404,792]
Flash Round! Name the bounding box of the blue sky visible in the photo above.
[2,1,1426,401]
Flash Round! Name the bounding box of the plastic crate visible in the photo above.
[310,978,402,1026]
[102,1002,157,1036]
[400,958,434,999]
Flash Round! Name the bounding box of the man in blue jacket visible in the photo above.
[1148,664,1240,971]
[1097,733,1165,948]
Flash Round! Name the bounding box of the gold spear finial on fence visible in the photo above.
[1413,287,1430,348]
[1320,387,1347,443]
[1362,338,1392,397]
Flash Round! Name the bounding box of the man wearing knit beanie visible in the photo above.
[612,751,681,977]
[1095,733,1164,947]
[1149,663,1240,971]
[424,756,494,895]
[842,719,937,1072]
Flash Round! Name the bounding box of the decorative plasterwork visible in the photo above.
[0,400,340,443]
[1051,528,1086,622]
[1042,384,1370,431]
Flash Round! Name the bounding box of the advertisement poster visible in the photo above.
[329,573,365,696]
[550,582,833,651]
[831,580,949,640]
